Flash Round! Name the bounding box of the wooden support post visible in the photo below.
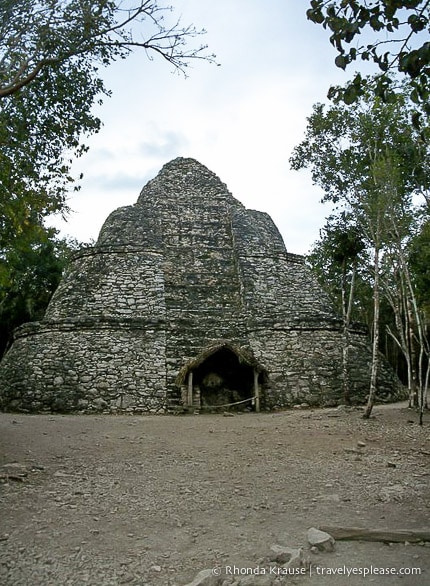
[254,369,260,413]
[187,371,193,407]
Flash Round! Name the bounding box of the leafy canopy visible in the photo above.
[0,0,215,97]
[0,1,215,353]
[0,1,215,229]
[0,0,215,250]
[289,79,430,207]
[293,82,430,403]
[0,231,82,357]
[307,1,430,112]
[307,212,370,325]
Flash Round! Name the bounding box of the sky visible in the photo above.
[49,0,354,255]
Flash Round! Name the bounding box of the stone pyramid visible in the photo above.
[0,158,402,412]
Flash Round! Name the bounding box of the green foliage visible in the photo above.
[0,1,214,351]
[0,58,104,247]
[292,81,430,389]
[0,1,215,238]
[409,220,430,314]
[290,79,430,206]
[0,53,104,324]
[307,1,430,112]
[0,231,82,357]
[0,0,215,97]
[308,213,370,323]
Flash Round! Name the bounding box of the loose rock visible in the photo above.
[283,547,307,570]
[307,528,335,552]
[183,568,223,586]
[269,544,298,564]
[238,575,273,586]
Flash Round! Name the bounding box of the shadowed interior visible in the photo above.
[193,347,254,409]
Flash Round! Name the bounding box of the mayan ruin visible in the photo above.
[0,157,401,413]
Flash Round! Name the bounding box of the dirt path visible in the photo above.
[0,403,429,585]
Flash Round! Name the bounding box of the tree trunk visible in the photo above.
[419,354,429,426]
[364,244,380,419]
[342,262,356,405]
[407,300,419,407]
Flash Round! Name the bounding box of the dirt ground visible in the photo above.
[0,402,429,586]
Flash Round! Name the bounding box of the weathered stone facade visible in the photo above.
[0,158,402,412]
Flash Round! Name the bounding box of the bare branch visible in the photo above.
[0,1,216,97]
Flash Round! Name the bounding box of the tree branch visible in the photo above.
[0,1,216,97]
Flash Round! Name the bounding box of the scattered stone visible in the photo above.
[378,484,404,502]
[316,494,341,503]
[387,462,397,468]
[183,568,223,586]
[357,441,366,448]
[2,463,28,475]
[238,575,273,585]
[53,470,70,478]
[307,527,335,552]
[269,544,298,564]
[150,565,162,572]
[0,474,24,483]
[283,547,307,570]
[223,412,235,418]
[0,463,29,483]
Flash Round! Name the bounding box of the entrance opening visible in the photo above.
[193,347,254,410]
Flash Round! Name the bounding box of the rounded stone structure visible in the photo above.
[0,158,402,412]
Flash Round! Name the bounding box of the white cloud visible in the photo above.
[50,0,350,254]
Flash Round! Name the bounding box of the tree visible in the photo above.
[306,1,430,114]
[0,229,82,358]
[0,1,214,349]
[409,220,430,318]
[1,0,215,97]
[1,1,215,225]
[290,80,430,417]
[408,221,430,419]
[308,213,365,403]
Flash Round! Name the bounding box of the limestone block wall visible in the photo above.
[45,246,166,321]
[0,157,404,413]
[97,204,163,248]
[143,162,248,404]
[232,209,335,325]
[0,321,167,412]
[248,326,401,409]
[164,315,249,406]
[0,235,169,412]
[254,328,348,407]
[230,208,402,408]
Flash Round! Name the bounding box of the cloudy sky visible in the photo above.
[50,0,354,255]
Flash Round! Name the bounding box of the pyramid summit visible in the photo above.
[0,158,401,412]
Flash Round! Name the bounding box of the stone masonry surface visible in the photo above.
[0,158,403,412]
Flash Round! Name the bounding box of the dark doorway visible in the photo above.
[193,347,254,410]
